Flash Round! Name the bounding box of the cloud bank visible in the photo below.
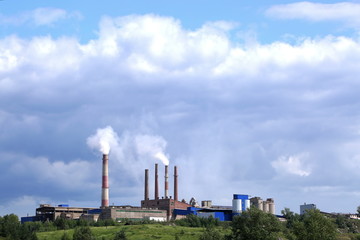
[1,13,360,216]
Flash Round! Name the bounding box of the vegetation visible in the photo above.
[175,214,221,228]
[73,226,95,240]
[228,206,283,240]
[1,209,360,240]
[113,229,127,240]
[292,209,336,240]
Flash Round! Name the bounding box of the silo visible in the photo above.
[267,198,275,215]
[263,201,269,213]
[250,197,263,211]
[232,194,242,215]
[232,198,242,215]
[245,199,250,210]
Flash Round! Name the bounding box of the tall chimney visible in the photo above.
[174,166,178,201]
[155,163,159,200]
[101,154,109,208]
[165,165,169,198]
[144,169,149,200]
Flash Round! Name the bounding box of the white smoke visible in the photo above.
[87,126,120,155]
[135,134,170,165]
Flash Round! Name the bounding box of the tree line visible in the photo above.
[1,206,360,240]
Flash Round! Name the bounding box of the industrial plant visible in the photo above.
[21,153,276,223]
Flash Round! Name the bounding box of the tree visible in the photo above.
[357,206,360,215]
[282,208,300,229]
[73,226,95,240]
[2,214,21,240]
[113,229,127,240]
[292,209,336,240]
[229,207,282,240]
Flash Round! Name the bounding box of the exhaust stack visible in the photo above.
[101,154,109,208]
[155,163,159,200]
[144,169,149,200]
[174,166,178,201]
[165,165,169,198]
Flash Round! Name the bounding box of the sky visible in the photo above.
[1,0,360,217]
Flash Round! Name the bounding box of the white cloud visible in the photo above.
[272,153,311,177]
[2,14,360,215]
[266,2,360,25]
[0,8,80,26]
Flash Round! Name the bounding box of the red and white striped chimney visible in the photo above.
[101,154,109,208]
[165,165,169,198]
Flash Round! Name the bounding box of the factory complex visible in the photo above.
[21,154,276,223]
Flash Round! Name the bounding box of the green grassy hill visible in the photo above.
[36,224,221,240]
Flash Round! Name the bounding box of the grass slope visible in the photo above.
[36,224,209,240]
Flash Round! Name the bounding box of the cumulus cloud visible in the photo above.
[272,153,311,177]
[266,2,360,25]
[2,14,360,216]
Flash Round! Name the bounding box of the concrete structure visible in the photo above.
[300,203,316,215]
[174,166,178,201]
[250,197,263,211]
[144,169,149,200]
[267,198,275,214]
[201,200,212,208]
[155,163,159,200]
[164,165,169,199]
[250,196,275,214]
[35,204,97,221]
[101,154,109,208]
[100,206,167,222]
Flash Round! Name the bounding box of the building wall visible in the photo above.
[100,207,167,221]
[36,205,95,221]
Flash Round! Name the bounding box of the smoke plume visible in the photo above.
[87,126,120,155]
[135,134,170,165]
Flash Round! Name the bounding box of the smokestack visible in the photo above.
[144,169,149,200]
[165,165,169,198]
[155,163,159,200]
[101,154,109,208]
[174,166,178,201]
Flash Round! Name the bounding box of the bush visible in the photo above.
[175,214,220,228]
[113,229,127,240]
[199,227,223,240]
[73,226,95,240]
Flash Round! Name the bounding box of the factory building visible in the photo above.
[173,194,276,222]
[300,203,316,215]
[141,164,192,220]
[100,206,167,222]
[34,204,97,221]
[21,152,277,223]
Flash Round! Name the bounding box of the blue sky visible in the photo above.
[1,1,360,217]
